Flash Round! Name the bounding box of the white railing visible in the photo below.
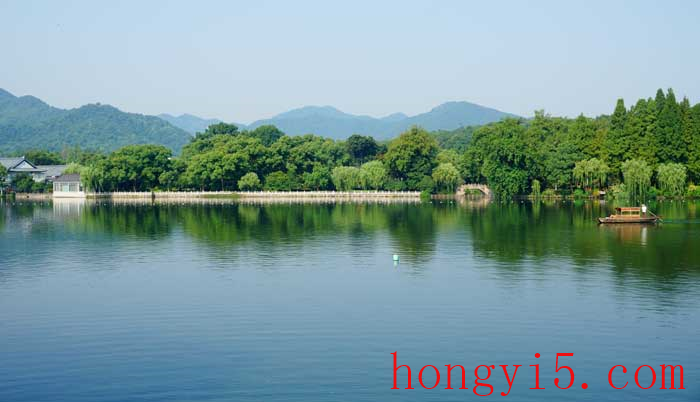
[86,190,421,199]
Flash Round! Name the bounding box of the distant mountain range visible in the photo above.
[0,87,518,153]
[240,101,516,140]
[157,113,224,135]
[162,102,516,140]
[0,88,190,153]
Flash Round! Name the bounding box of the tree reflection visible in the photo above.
[465,201,700,294]
[2,200,699,294]
[176,203,439,261]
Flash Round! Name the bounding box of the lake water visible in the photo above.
[1,199,699,401]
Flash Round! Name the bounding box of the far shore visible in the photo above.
[6,190,426,204]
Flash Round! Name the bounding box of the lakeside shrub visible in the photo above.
[687,184,700,198]
[384,178,407,191]
[530,179,541,198]
[415,175,435,193]
[264,171,293,191]
[238,172,261,191]
[541,188,557,198]
[608,184,630,202]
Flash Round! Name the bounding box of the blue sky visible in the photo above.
[1,0,699,123]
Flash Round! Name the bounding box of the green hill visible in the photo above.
[0,88,191,153]
[247,101,517,140]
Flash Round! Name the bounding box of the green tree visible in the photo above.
[468,118,530,198]
[158,158,185,190]
[79,165,102,192]
[10,173,39,193]
[360,161,387,190]
[531,179,541,198]
[384,126,439,189]
[249,125,284,146]
[158,170,180,190]
[432,162,461,193]
[331,166,363,191]
[93,144,173,191]
[656,163,686,197]
[24,150,65,165]
[656,88,685,163]
[264,171,293,191]
[687,104,700,183]
[624,98,658,165]
[302,165,331,190]
[346,134,380,165]
[655,88,666,114]
[238,172,262,191]
[569,114,604,160]
[604,98,630,174]
[182,123,241,159]
[63,162,85,175]
[680,97,694,166]
[436,149,461,166]
[432,126,476,152]
[199,122,239,138]
[573,158,608,189]
[0,165,8,193]
[526,113,581,190]
[621,159,653,203]
[181,135,269,190]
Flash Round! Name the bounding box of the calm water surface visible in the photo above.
[1,199,699,401]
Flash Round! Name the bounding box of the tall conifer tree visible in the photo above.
[604,98,629,175]
[656,88,685,163]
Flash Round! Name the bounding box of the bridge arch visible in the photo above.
[456,183,492,198]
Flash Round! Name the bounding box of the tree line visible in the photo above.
[61,124,459,194]
[460,88,700,200]
[4,88,700,200]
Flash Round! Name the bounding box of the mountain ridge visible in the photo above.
[243,101,517,139]
[0,87,519,153]
[0,89,191,153]
[158,113,228,135]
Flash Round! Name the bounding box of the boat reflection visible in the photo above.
[598,223,653,246]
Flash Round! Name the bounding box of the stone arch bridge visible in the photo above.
[456,183,492,198]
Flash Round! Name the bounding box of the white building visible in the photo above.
[52,174,86,198]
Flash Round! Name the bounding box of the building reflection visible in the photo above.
[53,198,87,218]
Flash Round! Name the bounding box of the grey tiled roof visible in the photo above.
[0,157,25,169]
[54,174,81,183]
[37,165,67,177]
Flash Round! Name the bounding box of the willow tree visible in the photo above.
[331,166,364,191]
[573,158,608,189]
[360,161,387,190]
[656,163,686,197]
[531,179,541,198]
[621,159,653,203]
[432,162,461,193]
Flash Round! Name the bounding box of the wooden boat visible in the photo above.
[598,207,660,224]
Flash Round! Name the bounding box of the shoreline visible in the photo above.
[32,191,422,204]
[93,190,421,200]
